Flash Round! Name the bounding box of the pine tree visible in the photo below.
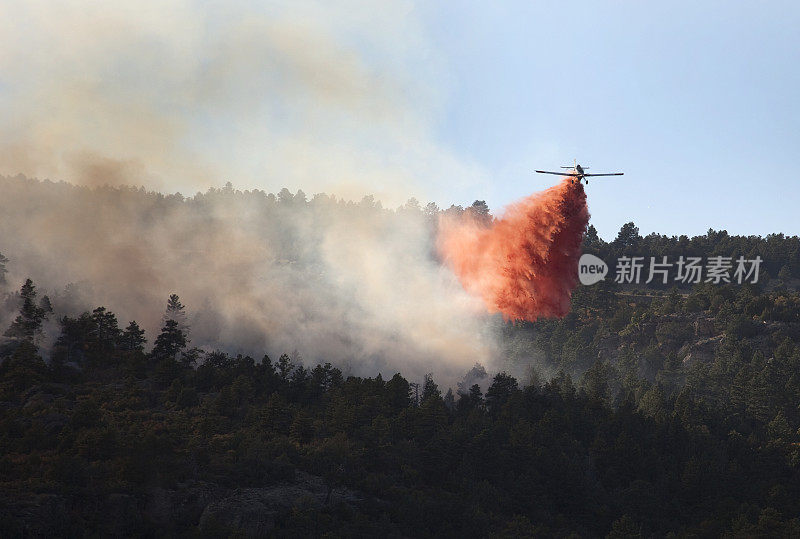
[120,321,146,352]
[466,200,491,225]
[151,319,187,361]
[457,363,488,395]
[4,279,47,342]
[613,222,641,253]
[39,295,53,315]
[486,372,519,413]
[468,383,483,405]
[421,373,442,403]
[583,224,603,250]
[163,293,189,339]
[457,383,483,414]
[90,307,121,350]
[165,294,185,318]
[53,313,94,364]
[277,353,294,381]
[385,373,412,410]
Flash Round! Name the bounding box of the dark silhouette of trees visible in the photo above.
[163,293,189,338]
[120,321,146,352]
[466,199,492,226]
[4,278,47,342]
[39,295,53,316]
[485,371,519,413]
[165,293,185,318]
[2,286,800,537]
[53,312,95,365]
[90,307,121,351]
[612,221,641,253]
[457,383,484,413]
[0,340,47,393]
[2,183,800,535]
[385,373,412,410]
[151,319,187,361]
[421,373,441,403]
[277,353,294,381]
[583,224,602,250]
[443,387,455,409]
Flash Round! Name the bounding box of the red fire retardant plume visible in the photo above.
[438,178,589,322]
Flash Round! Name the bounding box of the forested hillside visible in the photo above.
[2,283,800,536]
[2,184,800,536]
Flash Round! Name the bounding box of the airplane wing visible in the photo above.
[582,173,624,177]
[535,170,581,177]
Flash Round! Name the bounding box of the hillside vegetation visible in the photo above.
[2,185,800,536]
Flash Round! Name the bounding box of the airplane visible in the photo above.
[535,160,623,184]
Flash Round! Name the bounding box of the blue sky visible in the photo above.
[420,1,800,240]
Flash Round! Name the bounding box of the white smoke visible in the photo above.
[0,176,497,382]
[0,0,499,383]
[0,0,486,205]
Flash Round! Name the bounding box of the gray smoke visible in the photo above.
[0,0,503,383]
[0,176,497,382]
[0,0,486,204]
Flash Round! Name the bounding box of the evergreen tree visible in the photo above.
[163,293,189,338]
[421,373,441,403]
[277,353,294,381]
[165,293,185,318]
[258,354,279,391]
[457,383,484,413]
[0,340,47,391]
[583,224,603,250]
[423,202,440,228]
[468,383,483,405]
[39,295,53,315]
[151,319,187,361]
[90,307,121,350]
[385,373,412,410]
[613,221,641,252]
[120,321,146,352]
[457,363,488,395]
[466,200,492,225]
[4,279,47,342]
[53,313,95,365]
[486,372,519,413]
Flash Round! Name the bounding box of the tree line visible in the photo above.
[2,271,800,535]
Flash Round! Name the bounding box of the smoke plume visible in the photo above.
[0,2,591,384]
[437,178,589,322]
[0,0,486,205]
[0,176,494,383]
